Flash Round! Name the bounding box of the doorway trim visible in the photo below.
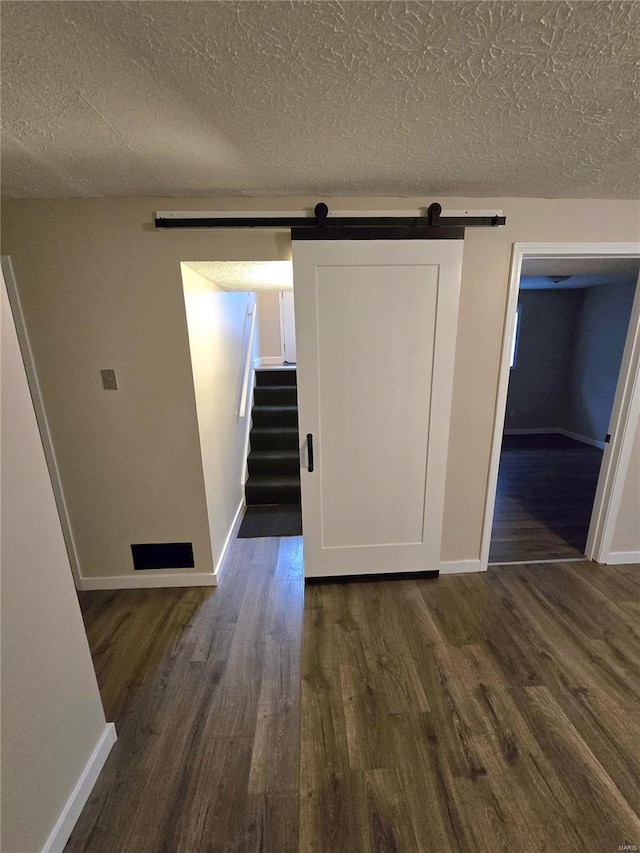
[2,255,82,587]
[480,242,640,571]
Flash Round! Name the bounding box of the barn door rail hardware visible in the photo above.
[154,202,506,232]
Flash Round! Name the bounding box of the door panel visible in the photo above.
[293,240,463,578]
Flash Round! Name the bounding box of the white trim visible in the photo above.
[240,372,256,488]
[481,242,640,573]
[488,557,586,566]
[439,559,483,575]
[503,427,558,435]
[214,499,245,584]
[2,257,82,588]
[586,272,640,562]
[557,428,606,450]
[78,572,217,591]
[41,723,116,853]
[237,303,257,418]
[253,356,286,368]
[503,427,606,449]
[600,551,640,565]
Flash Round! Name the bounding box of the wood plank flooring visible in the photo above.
[301,561,640,853]
[489,434,604,563]
[66,537,303,853]
[68,537,640,852]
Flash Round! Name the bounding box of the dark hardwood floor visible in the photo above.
[67,537,303,853]
[489,434,604,563]
[301,561,640,853]
[69,537,640,852]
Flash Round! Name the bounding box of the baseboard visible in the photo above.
[439,559,483,574]
[600,551,640,565]
[253,356,285,368]
[503,427,605,449]
[556,428,606,450]
[214,499,245,583]
[42,723,117,853]
[78,572,217,590]
[503,428,557,435]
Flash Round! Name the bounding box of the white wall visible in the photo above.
[256,291,283,361]
[1,273,112,852]
[181,265,255,573]
[1,196,638,569]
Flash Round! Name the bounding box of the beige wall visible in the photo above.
[182,265,254,571]
[1,274,109,851]
[1,196,639,571]
[256,290,284,361]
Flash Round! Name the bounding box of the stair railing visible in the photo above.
[238,302,257,418]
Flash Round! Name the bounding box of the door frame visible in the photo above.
[2,255,82,587]
[480,242,640,571]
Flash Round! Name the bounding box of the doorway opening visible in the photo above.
[483,245,640,568]
[180,260,302,547]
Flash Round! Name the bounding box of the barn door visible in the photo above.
[293,238,463,578]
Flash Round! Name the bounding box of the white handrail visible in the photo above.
[238,304,257,418]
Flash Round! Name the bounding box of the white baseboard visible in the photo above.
[42,723,117,853]
[600,551,640,565]
[214,499,245,583]
[503,427,605,449]
[253,356,285,368]
[78,572,217,590]
[503,428,556,435]
[439,559,483,575]
[556,428,606,450]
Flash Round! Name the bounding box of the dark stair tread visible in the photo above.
[255,368,297,387]
[252,404,298,413]
[246,475,301,487]
[248,450,299,461]
[250,426,299,436]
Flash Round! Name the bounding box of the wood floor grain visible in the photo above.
[489,435,603,563]
[68,538,639,852]
[301,561,640,853]
[66,537,304,853]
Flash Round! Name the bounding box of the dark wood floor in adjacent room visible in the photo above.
[69,539,640,852]
[489,434,604,563]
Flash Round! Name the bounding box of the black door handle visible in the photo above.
[307,433,314,473]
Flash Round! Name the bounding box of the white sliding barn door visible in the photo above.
[293,239,463,578]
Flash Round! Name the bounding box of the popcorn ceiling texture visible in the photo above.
[184,261,294,291]
[2,1,638,199]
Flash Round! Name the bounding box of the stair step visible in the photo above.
[252,405,298,427]
[255,368,297,387]
[254,386,297,406]
[250,427,299,451]
[245,475,301,506]
[248,450,300,476]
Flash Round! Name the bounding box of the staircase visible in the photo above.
[245,368,301,507]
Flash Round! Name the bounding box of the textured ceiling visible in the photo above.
[183,261,293,291]
[2,1,638,200]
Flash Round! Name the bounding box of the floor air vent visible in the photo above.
[131,542,194,570]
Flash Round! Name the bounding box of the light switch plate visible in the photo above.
[101,369,118,390]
